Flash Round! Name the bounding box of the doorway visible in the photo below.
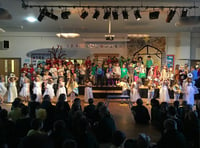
[0,58,21,84]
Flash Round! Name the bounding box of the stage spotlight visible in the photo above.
[112,10,118,20]
[37,7,47,22]
[166,9,176,23]
[122,9,128,20]
[61,10,71,19]
[149,11,160,19]
[80,10,88,19]
[45,9,58,21]
[181,9,188,17]
[134,10,141,21]
[103,9,111,20]
[93,9,100,20]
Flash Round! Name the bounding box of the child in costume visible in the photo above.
[66,76,79,103]
[121,63,128,80]
[147,79,156,105]
[130,81,141,103]
[116,78,130,103]
[7,73,18,103]
[0,75,7,103]
[160,65,168,81]
[33,75,42,102]
[159,80,170,103]
[56,77,67,100]
[106,63,114,86]
[19,77,30,102]
[167,67,174,88]
[139,64,146,86]
[43,78,55,100]
[84,80,93,103]
[172,81,182,101]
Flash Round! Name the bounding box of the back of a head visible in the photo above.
[12,98,22,108]
[53,120,66,131]
[36,108,47,121]
[31,94,37,101]
[43,95,51,102]
[31,118,43,130]
[88,98,94,105]
[137,133,150,148]
[168,106,176,116]
[58,94,66,102]
[112,130,126,147]
[164,119,177,131]
[62,139,77,148]
[0,109,8,121]
[21,106,29,116]
[99,105,110,118]
[173,101,180,108]
[136,99,143,106]
[124,139,137,148]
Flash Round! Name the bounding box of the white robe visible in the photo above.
[56,82,67,99]
[0,82,7,98]
[130,83,140,102]
[33,81,42,102]
[159,85,170,103]
[43,83,55,99]
[184,83,195,106]
[19,83,30,97]
[84,87,93,102]
[7,82,18,103]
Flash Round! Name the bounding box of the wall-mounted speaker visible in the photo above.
[3,40,9,48]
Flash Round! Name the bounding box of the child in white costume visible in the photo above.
[7,73,18,103]
[43,78,55,99]
[159,80,170,103]
[183,73,198,106]
[130,81,141,103]
[84,80,93,103]
[116,79,130,103]
[147,80,155,105]
[56,77,67,100]
[0,76,7,103]
[19,78,30,102]
[33,76,42,102]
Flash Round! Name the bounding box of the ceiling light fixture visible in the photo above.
[26,16,37,22]
[181,9,188,17]
[134,9,142,21]
[112,9,118,20]
[61,10,71,19]
[80,9,88,19]
[149,11,160,19]
[122,9,128,20]
[37,7,47,22]
[56,33,80,38]
[93,9,100,20]
[103,9,111,20]
[166,9,176,23]
[45,8,58,21]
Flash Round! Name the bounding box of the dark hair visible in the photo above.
[88,98,93,104]
[136,99,143,106]
[43,95,51,102]
[31,119,42,130]
[112,130,126,147]
[173,100,180,108]
[62,139,77,148]
[21,106,29,116]
[124,139,137,148]
[12,98,22,108]
[53,120,66,131]
[0,109,8,121]
[58,94,66,102]
[31,94,37,101]
[168,106,176,116]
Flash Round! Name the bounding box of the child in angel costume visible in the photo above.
[43,78,55,100]
[159,80,170,103]
[0,75,7,103]
[160,65,168,81]
[7,73,18,103]
[56,77,67,100]
[33,75,42,102]
[19,77,30,102]
[130,81,141,103]
[66,76,79,103]
[84,80,93,103]
[167,67,174,88]
[147,79,156,105]
[172,81,182,101]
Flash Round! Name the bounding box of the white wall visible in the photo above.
[191,33,200,60]
[0,32,192,67]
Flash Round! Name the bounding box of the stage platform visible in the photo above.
[79,86,188,99]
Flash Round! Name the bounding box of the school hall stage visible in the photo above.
[78,85,200,100]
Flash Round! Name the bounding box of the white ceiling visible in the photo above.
[0,0,200,34]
